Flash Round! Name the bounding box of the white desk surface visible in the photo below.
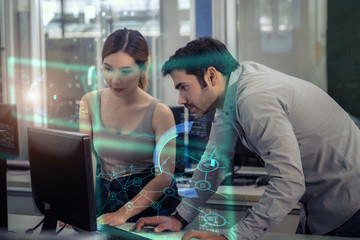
[7,170,358,239]
[8,214,184,239]
[7,169,266,202]
[7,214,360,240]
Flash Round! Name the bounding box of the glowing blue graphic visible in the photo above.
[100,121,230,229]
[151,122,230,228]
[195,180,211,191]
[24,75,49,118]
[36,109,47,116]
[29,75,44,93]
[26,75,44,103]
[153,121,194,173]
[163,187,176,196]
[198,158,219,172]
[203,213,226,227]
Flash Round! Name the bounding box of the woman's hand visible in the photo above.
[59,222,71,228]
[97,208,128,226]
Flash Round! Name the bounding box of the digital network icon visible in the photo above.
[100,122,230,229]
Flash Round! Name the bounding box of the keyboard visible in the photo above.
[98,224,151,240]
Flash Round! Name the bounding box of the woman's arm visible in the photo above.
[97,102,176,226]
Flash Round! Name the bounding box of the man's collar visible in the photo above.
[219,66,242,113]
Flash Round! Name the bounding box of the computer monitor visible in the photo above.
[187,109,265,185]
[0,104,19,230]
[169,107,218,174]
[187,109,215,164]
[27,127,96,233]
[0,104,19,159]
[233,138,264,168]
[187,109,232,184]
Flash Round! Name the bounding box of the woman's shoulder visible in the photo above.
[154,101,171,114]
[152,101,175,126]
[137,92,175,132]
[81,90,104,102]
[139,90,174,123]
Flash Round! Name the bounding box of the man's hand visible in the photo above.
[130,216,183,233]
[97,211,127,226]
[182,230,227,240]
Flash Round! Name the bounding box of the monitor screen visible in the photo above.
[187,109,261,167]
[27,127,96,232]
[233,138,264,168]
[187,109,216,165]
[0,104,19,230]
[187,109,232,185]
[186,109,265,185]
[0,104,19,159]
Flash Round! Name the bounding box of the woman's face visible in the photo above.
[102,51,142,97]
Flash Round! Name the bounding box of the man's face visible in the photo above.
[171,70,218,117]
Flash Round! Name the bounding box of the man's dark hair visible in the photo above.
[162,36,239,88]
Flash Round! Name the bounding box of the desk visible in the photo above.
[7,214,184,239]
[177,181,299,234]
[7,169,300,233]
[5,214,360,240]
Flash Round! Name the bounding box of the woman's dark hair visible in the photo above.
[102,28,149,90]
[162,36,239,88]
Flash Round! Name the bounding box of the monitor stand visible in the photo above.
[0,157,7,230]
[40,209,58,233]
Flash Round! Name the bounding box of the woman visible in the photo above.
[79,28,180,226]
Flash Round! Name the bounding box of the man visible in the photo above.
[131,36,360,239]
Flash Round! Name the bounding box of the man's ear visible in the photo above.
[207,67,219,86]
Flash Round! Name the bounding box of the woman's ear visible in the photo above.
[140,62,149,73]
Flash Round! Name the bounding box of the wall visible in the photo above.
[236,0,327,90]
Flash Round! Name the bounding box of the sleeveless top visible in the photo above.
[90,90,158,178]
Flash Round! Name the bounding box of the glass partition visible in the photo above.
[0,0,4,103]
[0,0,192,155]
[41,0,191,131]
